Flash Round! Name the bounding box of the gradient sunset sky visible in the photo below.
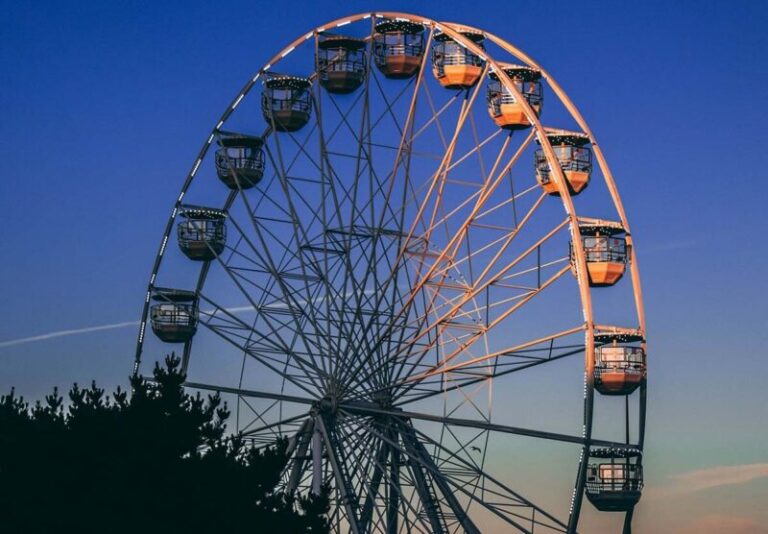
[1,1,766,532]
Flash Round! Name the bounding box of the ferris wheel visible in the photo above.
[133,12,647,533]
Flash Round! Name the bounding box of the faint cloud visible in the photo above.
[672,463,768,492]
[642,238,701,254]
[649,463,768,499]
[678,514,768,534]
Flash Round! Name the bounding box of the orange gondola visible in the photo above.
[487,64,543,130]
[432,28,485,89]
[593,329,646,395]
[535,129,592,195]
[373,19,425,79]
[571,219,629,287]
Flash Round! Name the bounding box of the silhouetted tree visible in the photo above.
[0,355,329,534]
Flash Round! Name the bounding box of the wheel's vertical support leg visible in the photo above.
[568,345,596,533]
[623,507,634,534]
[311,419,324,496]
[400,422,481,534]
[393,421,446,533]
[316,415,362,534]
[638,379,647,447]
[625,394,630,444]
[387,429,400,534]
[181,340,193,375]
[568,442,590,532]
[359,437,388,533]
[287,419,314,494]
[405,450,445,534]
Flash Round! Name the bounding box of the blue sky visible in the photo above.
[1,1,767,532]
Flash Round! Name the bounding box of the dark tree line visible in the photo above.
[0,355,329,534]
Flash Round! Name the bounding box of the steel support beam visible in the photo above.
[287,419,314,494]
[342,402,636,451]
[316,415,362,534]
[398,421,481,534]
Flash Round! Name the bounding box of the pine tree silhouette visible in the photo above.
[0,354,329,534]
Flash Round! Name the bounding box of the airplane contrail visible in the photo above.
[0,289,377,350]
[0,306,257,349]
[0,321,140,348]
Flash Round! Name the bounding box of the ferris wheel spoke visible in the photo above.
[426,131,537,279]
[332,32,436,371]
[388,263,571,400]
[284,418,314,494]
[357,417,565,533]
[198,269,327,378]
[368,62,416,142]
[438,169,543,290]
[353,415,480,533]
[336,259,421,394]
[257,138,337,289]
[399,215,568,359]
[426,182,541,282]
[467,108,488,180]
[330,419,394,533]
[345,403,637,451]
[258,140,348,376]
[422,256,572,327]
[237,394,310,444]
[401,345,586,405]
[358,437,388,532]
[316,415,364,533]
[333,237,411,385]
[340,129,484,394]
[384,266,481,391]
[335,421,391,524]
[313,87,390,375]
[261,99,382,376]
[446,120,503,182]
[194,302,327,397]
[227,196,334,377]
[184,380,318,406]
[225,214,319,322]
[339,162,454,366]
[350,134,538,390]
[236,397,283,436]
[316,80,369,147]
[240,411,310,442]
[410,425,568,532]
[414,87,493,256]
[426,325,586,379]
[356,429,434,533]
[412,85,463,145]
[354,227,567,400]
[398,64,489,261]
[197,291,293,357]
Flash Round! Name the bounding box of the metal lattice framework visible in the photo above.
[133,12,647,533]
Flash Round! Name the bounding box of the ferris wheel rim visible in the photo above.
[131,12,647,533]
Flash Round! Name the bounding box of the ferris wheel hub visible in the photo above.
[315,395,339,415]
